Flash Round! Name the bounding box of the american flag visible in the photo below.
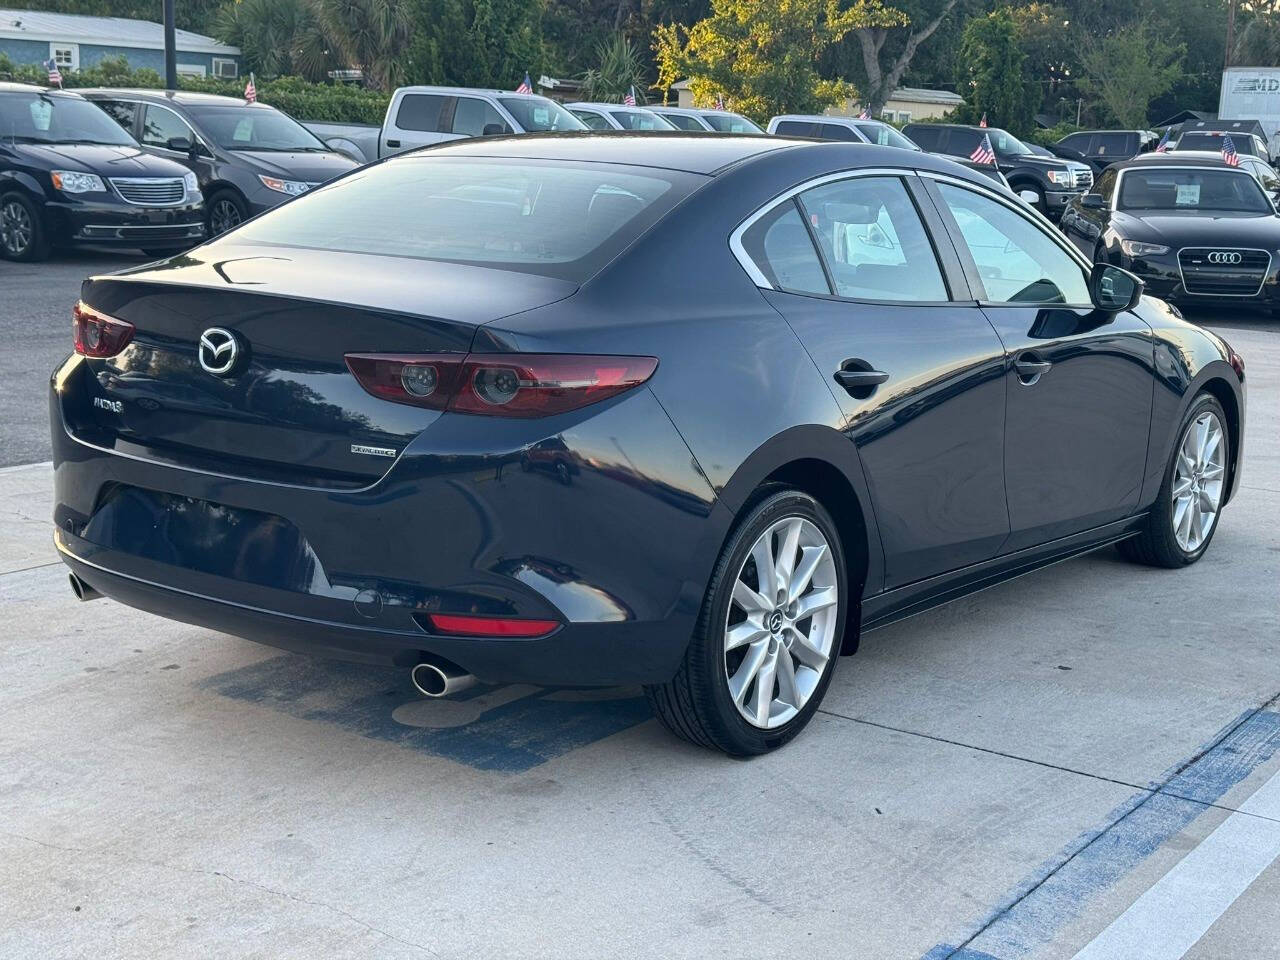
[979,112,988,128]
[244,74,257,103]
[623,85,636,106]
[1155,127,1171,152]
[971,132,996,165]
[1222,134,1240,166]
[44,58,62,87]
[515,72,532,94]
[858,107,870,120]
[715,93,726,110]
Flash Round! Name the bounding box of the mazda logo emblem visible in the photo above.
[1207,251,1243,265]
[198,327,243,376]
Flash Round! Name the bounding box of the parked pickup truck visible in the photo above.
[305,86,587,164]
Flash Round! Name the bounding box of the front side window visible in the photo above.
[662,113,706,132]
[229,157,699,282]
[611,110,672,131]
[702,113,763,134]
[1095,133,1131,156]
[0,92,137,146]
[1058,133,1091,153]
[1095,168,1118,203]
[497,97,586,132]
[990,129,1033,157]
[572,110,612,130]
[937,182,1090,305]
[740,202,829,295]
[141,104,193,148]
[452,97,510,137]
[1117,168,1270,213]
[797,176,948,301]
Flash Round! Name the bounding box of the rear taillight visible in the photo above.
[423,613,560,638]
[344,353,658,418]
[73,301,134,358]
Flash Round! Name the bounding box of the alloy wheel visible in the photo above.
[1171,410,1226,553]
[1,201,32,255]
[210,199,242,235]
[723,516,839,729]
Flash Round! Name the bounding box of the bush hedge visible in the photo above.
[0,54,390,124]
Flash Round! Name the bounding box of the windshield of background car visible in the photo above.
[0,92,137,146]
[228,156,702,281]
[1117,168,1271,213]
[497,97,587,132]
[1176,132,1258,155]
[184,104,327,151]
[854,122,920,150]
[991,130,1033,157]
[702,113,764,134]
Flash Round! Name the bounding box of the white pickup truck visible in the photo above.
[305,85,587,164]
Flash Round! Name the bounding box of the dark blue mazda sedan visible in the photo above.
[51,134,1246,754]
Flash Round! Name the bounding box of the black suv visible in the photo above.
[903,123,1093,218]
[1055,130,1159,170]
[78,89,358,236]
[0,83,205,261]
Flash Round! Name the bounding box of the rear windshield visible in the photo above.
[1176,132,1258,155]
[227,156,702,280]
[1117,168,1270,212]
[0,91,136,146]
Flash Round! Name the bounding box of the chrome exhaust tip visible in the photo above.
[410,660,476,699]
[69,572,102,602]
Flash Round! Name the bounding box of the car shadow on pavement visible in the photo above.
[199,654,653,773]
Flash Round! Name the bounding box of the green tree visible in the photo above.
[1075,20,1185,128]
[580,32,649,102]
[847,0,964,114]
[214,0,336,81]
[653,0,905,121]
[310,0,413,90]
[954,7,1035,134]
[405,0,544,87]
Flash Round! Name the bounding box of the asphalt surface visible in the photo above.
[2,253,1279,959]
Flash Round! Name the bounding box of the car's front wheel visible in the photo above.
[207,189,248,236]
[1120,392,1229,567]
[0,192,51,262]
[646,489,847,755]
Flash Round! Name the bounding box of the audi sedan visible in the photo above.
[51,134,1245,755]
[1061,152,1280,314]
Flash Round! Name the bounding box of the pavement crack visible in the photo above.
[0,560,61,577]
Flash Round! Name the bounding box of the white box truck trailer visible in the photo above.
[1219,67,1280,154]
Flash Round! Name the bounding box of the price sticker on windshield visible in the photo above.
[1176,183,1201,205]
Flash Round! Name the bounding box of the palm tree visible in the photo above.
[579,32,648,103]
[214,0,335,81]
[310,0,413,91]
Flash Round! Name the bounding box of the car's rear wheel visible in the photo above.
[0,192,51,262]
[207,190,248,236]
[645,489,847,755]
[1119,392,1229,567]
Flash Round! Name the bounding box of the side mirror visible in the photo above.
[166,136,192,153]
[1018,189,1039,205]
[1081,194,1105,209]
[481,123,507,137]
[1090,262,1143,312]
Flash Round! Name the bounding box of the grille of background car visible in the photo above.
[110,178,187,206]
[1073,168,1094,190]
[1178,248,1271,296]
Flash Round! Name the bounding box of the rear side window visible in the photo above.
[946,128,983,156]
[395,94,447,132]
[573,110,611,130]
[612,110,669,131]
[1095,132,1132,156]
[818,123,858,142]
[774,120,819,138]
[904,125,941,150]
[1057,132,1092,153]
[740,202,829,295]
[797,176,948,302]
[230,157,701,282]
[662,113,705,131]
[452,97,510,137]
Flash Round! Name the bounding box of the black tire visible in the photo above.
[645,488,848,756]
[0,191,51,262]
[1119,392,1229,568]
[207,189,248,237]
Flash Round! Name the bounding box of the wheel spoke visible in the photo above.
[773,519,802,600]
[1172,476,1193,498]
[787,626,828,670]
[728,639,769,705]
[787,544,828,605]
[775,649,799,708]
[732,578,771,615]
[753,651,778,725]
[1201,463,1225,481]
[794,585,838,621]
[726,618,768,651]
[750,535,777,603]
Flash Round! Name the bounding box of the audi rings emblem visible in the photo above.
[1207,251,1243,265]
[198,327,245,376]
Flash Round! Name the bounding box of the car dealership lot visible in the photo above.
[2,256,1279,958]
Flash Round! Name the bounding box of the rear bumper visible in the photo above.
[49,357,724,686]
[46,197,206,250]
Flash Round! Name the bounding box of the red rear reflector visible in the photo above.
[73,301,134,358]
[344,353,658,418]
[425,613,559,638]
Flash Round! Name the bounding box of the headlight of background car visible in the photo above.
[183,171,199,196]
[1120,240,1171,258]
[258,175,313,197]
[1046,170,1073,185]
[50,171,106,194]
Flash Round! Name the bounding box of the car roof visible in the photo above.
[396,132,988,179]
[1115,152,1248,170]
[393,86,551,100]
[566,102,660,112]
[0,82,83,97]
[74,87,280,108]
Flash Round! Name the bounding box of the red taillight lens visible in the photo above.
[73,301,134,358]
[424,613,560,638]
[345,353,658,418]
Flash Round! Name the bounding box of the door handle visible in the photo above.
[1013,355,1053,384]
[833,367,890,397]
[386,139,401,148]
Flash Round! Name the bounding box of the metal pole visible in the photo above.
[1225,0,1236,70]
[163,0,177,90]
